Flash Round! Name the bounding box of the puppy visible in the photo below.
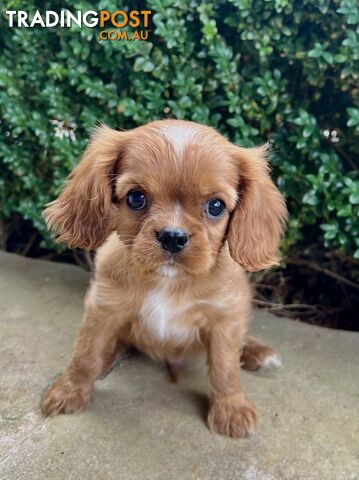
[41,120,287,438]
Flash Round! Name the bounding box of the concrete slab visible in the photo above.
[0,251,358,480]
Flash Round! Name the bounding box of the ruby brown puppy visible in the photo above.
[41,119,287,438]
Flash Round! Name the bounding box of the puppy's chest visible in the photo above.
[139,285,199,344]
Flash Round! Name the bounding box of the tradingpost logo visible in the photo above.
[5,9,152,41]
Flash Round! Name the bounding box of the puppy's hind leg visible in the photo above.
[240,335,282,371]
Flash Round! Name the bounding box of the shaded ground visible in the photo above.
[0,252,359,480]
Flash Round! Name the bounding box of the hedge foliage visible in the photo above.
[1,0,358,260]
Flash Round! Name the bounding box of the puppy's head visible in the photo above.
[44,120,287,276]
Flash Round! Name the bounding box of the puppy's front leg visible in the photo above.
[42,307,126,416]
[207,321,257,438]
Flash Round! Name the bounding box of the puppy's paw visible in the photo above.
[208,393,257,438]
[41,376,91,416]
[241,343,282,371]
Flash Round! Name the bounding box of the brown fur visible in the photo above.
[41,119,287,438]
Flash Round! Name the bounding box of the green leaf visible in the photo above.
[308,43,323,58]
[349,192,359,204]
[322,51,333,63]
[334,54,346,63]
[303,191,318,206]
[133,57,155,73]
[337,207,352,217]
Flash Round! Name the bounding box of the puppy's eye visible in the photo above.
[126,190,147,210]
[205,198,226,219]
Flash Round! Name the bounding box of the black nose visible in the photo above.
[157,228,189,254]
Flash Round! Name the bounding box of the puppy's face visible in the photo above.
[44,120,287,274]
[112,124,238,277]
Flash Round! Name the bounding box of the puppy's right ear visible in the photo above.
[43,125,129,250]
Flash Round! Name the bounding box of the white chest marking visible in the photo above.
[140,286,196,344]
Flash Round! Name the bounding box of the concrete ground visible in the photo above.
[0,251,358,480]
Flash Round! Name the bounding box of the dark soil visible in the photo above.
[251,255,359,332]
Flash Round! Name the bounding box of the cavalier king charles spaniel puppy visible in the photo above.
[41,119,287,438]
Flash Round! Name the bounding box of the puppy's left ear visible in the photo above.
[227,145,287,271]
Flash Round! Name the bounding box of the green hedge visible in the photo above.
[1,0,358,260]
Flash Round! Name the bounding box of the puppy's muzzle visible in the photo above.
[157,228,189,254]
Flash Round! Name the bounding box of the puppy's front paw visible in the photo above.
[207,393,257,438]
[41,376,91,416]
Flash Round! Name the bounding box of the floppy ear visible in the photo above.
[43,125,129,250]
[227,145,287,271]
